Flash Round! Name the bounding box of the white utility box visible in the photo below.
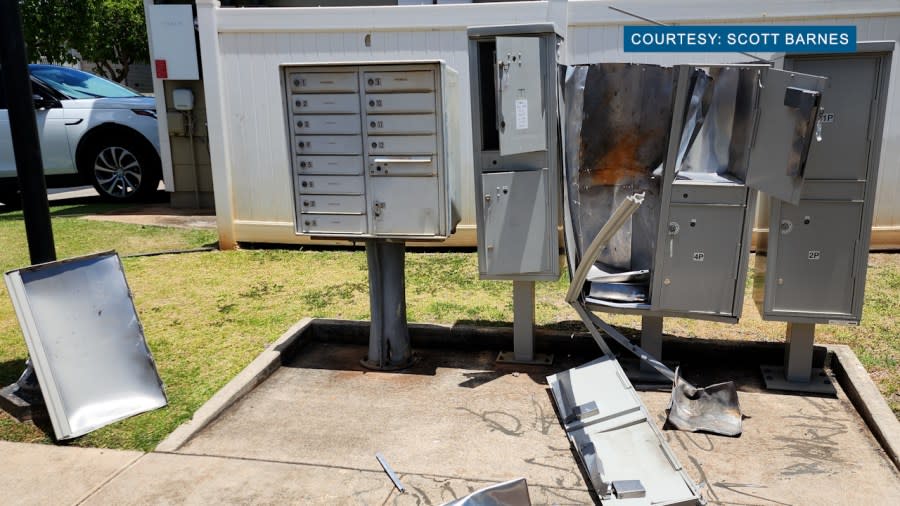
[147,4,199,80]
[281,61,460,240]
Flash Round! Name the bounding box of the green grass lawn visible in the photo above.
[0,203,897,451]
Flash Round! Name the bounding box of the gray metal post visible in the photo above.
[640,316,664,374]
[497,281,553,365]
[762,322,834,394]
[784,323,815,383]
[361,240,413,370]
[513,280,536,362]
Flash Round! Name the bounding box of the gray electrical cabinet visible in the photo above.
[281,62,460,240]
[563,63,828,322]
[469,24,563,281]
[754,47,893,324]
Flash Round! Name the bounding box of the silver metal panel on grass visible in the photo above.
[3,251,167,440]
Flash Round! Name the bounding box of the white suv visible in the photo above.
[0,64,161,205]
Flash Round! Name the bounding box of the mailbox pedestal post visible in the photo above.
[361,240,413,370]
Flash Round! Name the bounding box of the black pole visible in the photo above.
[0,0,56,264]
[0,0,53,419]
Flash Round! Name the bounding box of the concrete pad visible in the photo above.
[180,343,593,503]
[156,318,313,452]
[0,441,142,505]
[178,341,900,504]
[86,451,584,505]
[642,392,900,505]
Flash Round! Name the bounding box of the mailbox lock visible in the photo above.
[803,216,811,225]
[293,79,300,87]
[304,219,317,226]
[369,100,376,107]
[368,78,375,85]
[668,222,680,235]
[484,194,491,202]
[373,201,386,218]
[780,220,793,234]
[372,142,378,148]
[303,200,312,207]
[370,121,377,128]
[299,161,307,168]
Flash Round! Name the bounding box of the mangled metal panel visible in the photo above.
[563,63,676,276]
[4,251,167,440]
[547,356,701,504]
[443,478,531,506]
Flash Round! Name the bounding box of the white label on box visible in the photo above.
[692,251,705,262]
[515,99,528,130]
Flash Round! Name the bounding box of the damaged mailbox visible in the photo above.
[4,252,167,440]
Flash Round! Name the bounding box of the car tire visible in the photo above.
[83,134,161,203]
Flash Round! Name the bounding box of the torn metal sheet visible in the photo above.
[3,251,167,440]
[563,63,676,275]
[586,266,650,284]
[668,368,743,437]
[443,477,531,506]
[548,356,702,504]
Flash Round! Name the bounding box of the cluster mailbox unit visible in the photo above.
[754,47,892,389]
[282,61,459,240]
[281,61,460,369]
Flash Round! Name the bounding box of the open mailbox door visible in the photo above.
[745,67,827,205]
[495,36,547,155]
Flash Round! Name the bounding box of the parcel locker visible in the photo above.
[755,49,892,324]
[282,61,459,240]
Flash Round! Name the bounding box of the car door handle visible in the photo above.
[65,119,83,126]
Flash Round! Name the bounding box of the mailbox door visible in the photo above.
[481,170,551,275]
[769,200,862,316]
[745,68,827,205]
[369,178,440,237]
[657,204,744,315]
[495,36,546,155]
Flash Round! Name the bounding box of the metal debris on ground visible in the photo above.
[375,452,405,493]
[3,251,167,440]
[443,477,532,506]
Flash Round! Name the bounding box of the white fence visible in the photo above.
[188,0,900,249]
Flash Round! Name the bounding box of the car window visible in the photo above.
[28,65,140,99]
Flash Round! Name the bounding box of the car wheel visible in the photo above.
[86,136,161,202]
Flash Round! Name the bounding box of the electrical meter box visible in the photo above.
[754,49,892,324]
[281,61,460,240]
[564,63,828,322]
[468,24,564,281]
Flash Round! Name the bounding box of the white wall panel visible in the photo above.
[200,0,900,247]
